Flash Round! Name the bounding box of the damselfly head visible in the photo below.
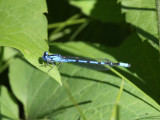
[42,52,48,61]
[44,52,48,56]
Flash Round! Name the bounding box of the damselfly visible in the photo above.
[42,52,131,72]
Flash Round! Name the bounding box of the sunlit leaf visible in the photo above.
[69,0,124,23]
[120,0,159,50]
[0,86,19,120]
[0,0,61,84]
[9,36,160,119]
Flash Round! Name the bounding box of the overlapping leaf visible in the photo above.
[0,0,61,84]
[69,0,124,23]
[120,0,159,50]
[0,86,19,120]
[9,35,160,119]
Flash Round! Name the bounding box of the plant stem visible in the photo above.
[0,46,4,66]
[155,0,160,54]
[48,18,87,29]
[110,79,124,120]
[0,57,14,74]
[69,20,89,41]
[64,81,86,120]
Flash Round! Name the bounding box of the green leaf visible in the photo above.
[3,47,18,61]
[0,0,61,84]
[51,33,160,103]
[120,0,159,50]
[0,86,19,120]
[9,36,160,119]
[69,0,124,23]
[9,58,62,119]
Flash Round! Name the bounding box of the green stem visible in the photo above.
[48,18,87,29]
[155,0,160,52]
[69,20,89,41]
[110,79,124,120]
[0,58,14,74]
[49,29,71,41]
[0,46,4,66]
[64,82,86,120]
[51,14,81,34]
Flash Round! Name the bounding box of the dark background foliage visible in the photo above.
[0,0,160,120]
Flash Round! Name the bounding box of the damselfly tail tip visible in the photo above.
[119,63,131,67]
[128,64,131,67]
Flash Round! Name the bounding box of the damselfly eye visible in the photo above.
[44,52,48,57]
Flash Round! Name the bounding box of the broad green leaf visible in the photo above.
[52,33,160,104]
[0,86,19,120]
[69,0,124,23]
[9,58,62,119]
[120,0,159,50]
[3,47,18,61]
[0,0,61,84]
[9,36,160,119]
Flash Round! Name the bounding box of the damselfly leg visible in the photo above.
[48,61,56,72]
[56,62,62,71]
